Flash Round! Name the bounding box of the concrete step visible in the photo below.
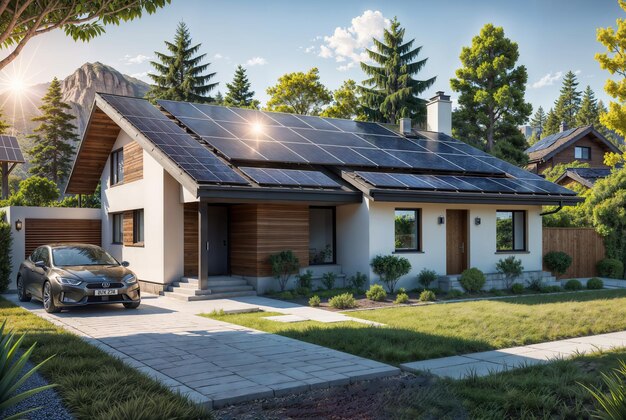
[163,290,257,301]
[172,279,250,289]
[179,277,199,285]
[168,284,255,296]
[208,285,255,293]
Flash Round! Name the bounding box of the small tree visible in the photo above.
[321,79,360,119]
[0,211,12,293]
[265,68,332,115]
[10,177,59,207]
[268,250,300,292]
[224,65,259,109]
[543,251,572,279]
[495,256,524,289]
[370,255,411,293]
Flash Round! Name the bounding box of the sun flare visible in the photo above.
[8,76,26,93]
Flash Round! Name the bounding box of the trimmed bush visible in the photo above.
[459,268,486,293]
[394,292,409,304]
[328,293,357,309]
[496,256,524,289]
[417,269,438,289]
[540,285,563,293]
[296,270,313,289]
[587,277,604,290]
[348,271,368,290]
[526,276,544,292]
[564,279,583,291]
[419,290,436,302]
[597,258,624,279]
[0,211,12,293]
[269,250,300,292]
[370,255,411,293]
[511,283,524,294]
[321,272,336,290]
[366,284,387,302]
[543,251,572,279]
[309,295,321,307]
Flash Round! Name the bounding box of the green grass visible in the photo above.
[205,289,626,365]
[0,297,211,420]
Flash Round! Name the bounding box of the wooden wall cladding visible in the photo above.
[123,140,143,183]
[184,202,199,277]
[123,211,134,246]
[543,227,606,278]
[25,219,101,258]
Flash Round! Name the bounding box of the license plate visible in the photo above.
[95,289,118,296]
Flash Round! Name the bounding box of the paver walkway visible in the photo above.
[4,294,399,409]
[401,330,626,379]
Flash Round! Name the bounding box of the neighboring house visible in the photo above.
[64,92,580,299]
[554,167,612,190]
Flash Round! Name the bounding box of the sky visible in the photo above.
[0,0,623,115]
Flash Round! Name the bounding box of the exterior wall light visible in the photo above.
[15,219,23,231]
[474,217,481,226]
[437,216,445,225]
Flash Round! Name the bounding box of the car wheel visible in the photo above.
[43,282,60,313]
[123,301,140,309]
[17,276,31,302]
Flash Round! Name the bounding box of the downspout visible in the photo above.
[540,201,563,216]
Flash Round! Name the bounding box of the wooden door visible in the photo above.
[446,210,468,275]
[207,205,229,276]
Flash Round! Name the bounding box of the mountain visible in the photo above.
[1,62,150,135]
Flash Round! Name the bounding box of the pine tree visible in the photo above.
[553,70,582,129]
[224,65,258,109]
[360,17,435,124]
[27,78,78,186]
[214,91,224,105]
[576,85,600,126]
[529,106,546,136]
[147,21,217,103]
[0,108,9,134]
[543,107,561,136]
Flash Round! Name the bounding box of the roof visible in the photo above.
[66,94,582,206]
[555,167,612,189]
[526,125,621,163]
[0,135,25,164]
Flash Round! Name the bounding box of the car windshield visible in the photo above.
[51,247,119,267]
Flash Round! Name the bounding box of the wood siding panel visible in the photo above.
[25,219,101,258]
[123,141,143,183]
[123,211,134,246]
[543,227,606,278]
[184,202,199,277]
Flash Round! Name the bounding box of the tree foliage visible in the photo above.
[0,108,8,135]
[543,70,582,135]
[576,85,601,126]
[265,68,332,115]
[360,17,435,124]
[147,21,217,103]
[0,0,170,70]
[9,176,59,206]
[450,24,532,164]
[543,107,560,138]
[321,80,361,119]
[0,211,11,293]
[528,106,546,144]
[27,78,78,186]
[224,65,258,109]
[370,254,411,293]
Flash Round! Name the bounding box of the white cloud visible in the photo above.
[130,72,149,81]
[304,45,316,54]
[531,71,563,89]
[122,54,151,65]
[246,56,267,66]
[575,69,582,75]
[214,53,223,59]
[337,62,355,72]
[319,10,390,65]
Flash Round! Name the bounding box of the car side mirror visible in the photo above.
[34,261,47,269]
[121,261,130,267]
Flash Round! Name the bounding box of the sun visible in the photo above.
[8,76,26,93]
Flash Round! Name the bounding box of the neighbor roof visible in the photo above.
[526,125,620,163]
[66,94,581,206]
[555,167,612,189]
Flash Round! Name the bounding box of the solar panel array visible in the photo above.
[0,135,25,163]
[526,127,578,153]
[100,95,248,185]
[240,167,341,188]
[158,100,506,175]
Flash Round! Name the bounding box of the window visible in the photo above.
[496,210,526,252]
[574,146,591,160]
[112,213,123,244]
[309,207,336,265]
[133,209,144,244]
[110,148,124,185]
[395,209,420,252]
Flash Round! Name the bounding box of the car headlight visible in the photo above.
[58,277,82,286]
[123,274,137,284]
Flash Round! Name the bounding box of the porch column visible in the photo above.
[198,202,209,290]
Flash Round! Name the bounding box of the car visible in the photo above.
[17,243,141,313]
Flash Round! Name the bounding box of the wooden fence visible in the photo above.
[543,227,606,278]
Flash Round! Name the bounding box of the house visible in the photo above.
[554,167,612,190]
[62,91,580,299]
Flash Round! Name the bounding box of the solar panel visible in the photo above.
[526,127,578,153]
[240,167,341,188]
[101,94,248,186]
[0,135,25,163]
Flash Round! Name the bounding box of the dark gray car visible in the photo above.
[17,243,141,313]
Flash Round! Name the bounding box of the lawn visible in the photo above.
[0,297,211,420]
[206,289,626,365]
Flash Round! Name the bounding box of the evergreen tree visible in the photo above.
[27,78,78,186]
[321,80,361,119]
[147,21,217,103]
[0,108,9,134]
[214,91,224,105]
[360,17,435,124]
[224,65,259,109]
[576,85,600,126]
[543,107,561,137]
[529,106,546,136]
[553,70,582,129]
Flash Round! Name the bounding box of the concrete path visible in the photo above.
[4,294,399,409]
[401,330,626,379]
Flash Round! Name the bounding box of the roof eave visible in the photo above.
[197,185,362,204]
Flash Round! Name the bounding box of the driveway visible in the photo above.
[5,294,399,409]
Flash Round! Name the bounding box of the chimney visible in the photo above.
[426,91,452,135]
[399,118,412,135]
[559,121,567,133]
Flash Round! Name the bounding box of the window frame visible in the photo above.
[308,206,337,265]
[133,209,144,245]
[496,210,527,253]
[110,148,124,186]
[111,213,123,245]
[394,208,422,253]
[574,146,591,161]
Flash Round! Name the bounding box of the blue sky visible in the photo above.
[2,0,623,114]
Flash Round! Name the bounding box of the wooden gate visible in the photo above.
[25,218,102,258]
[543,228,605,278]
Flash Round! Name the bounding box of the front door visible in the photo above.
[446,210,468,275]
[207,205,229,276]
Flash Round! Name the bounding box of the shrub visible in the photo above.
[587,277,604,290]
[277,291,295,299]
[268,250,300,292]
[511,283,524,294]
[564,279,583,291]
[366,284,387,301]
[296,269,313,289]
[417,269,438,289]
[597,258,624,279]
[294,286,310,296]
[321,272,337,290]
[419,290,436,302]
[309,295,321,307]
[526,276,544,292]
[348,271,368,290]
[394,292,409,304]
[495,256,524,289]
[459,268,486,293]
[0,212,11,293]
[9,176,59,207]
[370,254,411,293]
[328,293,357,309]
[447,289,464,299]
[540,285,562,293]
[582,359,626,419]
[543,251,572,279]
